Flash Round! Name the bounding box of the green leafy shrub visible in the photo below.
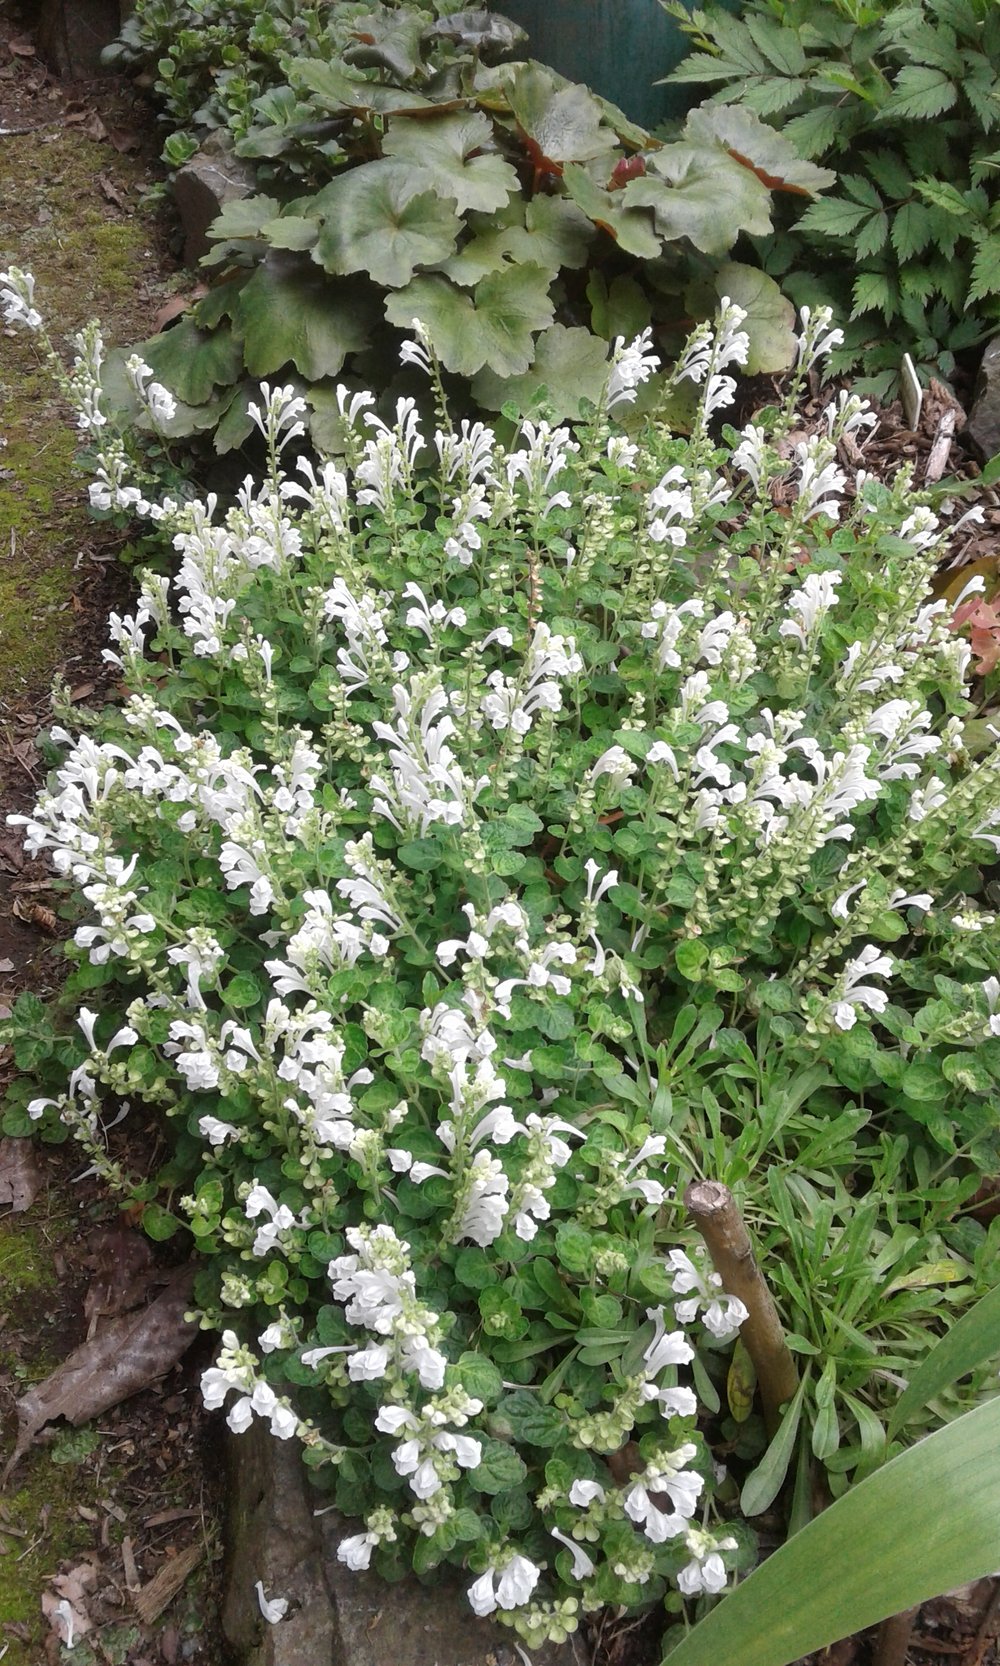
[106,0,833,447]
[665,0,1000,395]
[4,265,1000,1643]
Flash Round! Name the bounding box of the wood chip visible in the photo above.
[144,1508,200,1530]
[121,1535,140,1592]
[133,1544,201,1625]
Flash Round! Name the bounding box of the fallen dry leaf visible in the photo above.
[152,293,195,333]
[3,1266,197,1484]
[8,35,35,56]
[107,125,141,154]
[82,1225,156,1326]
[0,957,14,974]
[69,681,96,702]
[41,1559,98,1652]
[0,1138,44,1214]
[98,172,129,210]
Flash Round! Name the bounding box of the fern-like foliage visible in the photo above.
[663,0,1000,394]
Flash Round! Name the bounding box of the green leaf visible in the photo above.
[882,64,958,121]
[232,256,377,380]
[311,162,461,288]
[622,143,773,255]
[561,163,661,259]
[968,236,1000,306]
[855,209,889,260]
[506,63,618,164]
[782,104,845,159]
[142,1203,182,1242]
[740,1374,809,1515]
[224,971,262,1009]
[587,271,651,343]
[471,1438,528,1494]
[889,1283,1000,1437]
[386,265,555,378]
[797,197,868,239]
[206,194,282,247]
[684,103,836,196]
[381,110,518,216]
[891,201,933,262]
[136,318,243,407]
[495,1390,566,1447]
[712,262,795,373]
[471,322,609,418]
[852,271,896,320]
[667,1398,1000,1666]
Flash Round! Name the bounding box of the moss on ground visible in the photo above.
[0,130,171,703]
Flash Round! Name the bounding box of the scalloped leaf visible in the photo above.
[684,103,836,197]
[381,110,519,215]
[438,195,594,287]
[134,317,244,407]
[505,63,619,167]
[386,264,554,378]
[713,262,795,372]
[561,162,661,258]
[622,143,773,254]
[206,194,282,245]
[471,322,610,417]
[310,161,461,288]
[231,254,379,379]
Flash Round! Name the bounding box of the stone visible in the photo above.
[172,136,258,267]
[222,1423,584,1666]
[35,0,122,77]
[221,1422,338,1666]
[967,336,1000,461]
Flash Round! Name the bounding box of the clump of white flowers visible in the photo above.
[5,280,1000,1642]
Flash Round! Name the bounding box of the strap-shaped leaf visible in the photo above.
[889,1282,1000,1437]
[665,1396,1000,1666]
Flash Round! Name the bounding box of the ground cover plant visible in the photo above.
[3,265,1000,1653]
[103,0,834,447]
[664,0,1000,396]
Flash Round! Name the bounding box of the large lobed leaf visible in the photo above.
[385,264,554,377]
[381,110,520,216]
[232,255,379,380]
[309,160,462,288]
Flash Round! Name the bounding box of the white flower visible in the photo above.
[255,1581,289,1624]
[828,944,894,1030]
[569,1478,606,1507]
[338,1532,376,1571]
[677,1529,738,1596]
[666,1249,748,1339]
[606,327,660,412]
[779,571,842,650]
[551,1528,595,1580]
[468,1555,540,1616]
[589,745,636,794]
